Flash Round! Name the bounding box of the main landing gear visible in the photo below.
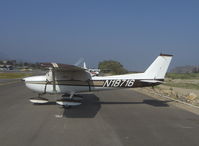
[29,92,83,108]
[56,92,82,108]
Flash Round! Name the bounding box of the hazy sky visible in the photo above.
[0,0,198,71]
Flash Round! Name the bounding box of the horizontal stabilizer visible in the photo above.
[140,80,163,83]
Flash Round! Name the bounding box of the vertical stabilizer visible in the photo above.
[83,62,87,69]
[144,54,173,80]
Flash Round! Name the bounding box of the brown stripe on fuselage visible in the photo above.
[25,79,162,88]
[25,80,105,87]
[133,80,161,87]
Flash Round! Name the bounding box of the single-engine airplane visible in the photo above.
[23,54,173,107]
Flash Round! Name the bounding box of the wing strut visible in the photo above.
[49,67,57,93]
[52,68,56,92]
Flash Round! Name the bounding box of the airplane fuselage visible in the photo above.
[24,74,160,94]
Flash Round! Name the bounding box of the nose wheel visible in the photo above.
[29,94,48,104]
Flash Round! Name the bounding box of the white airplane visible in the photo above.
[23,54,173,107]
[82,62,100,76]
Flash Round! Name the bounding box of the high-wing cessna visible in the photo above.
[23,54,173,107]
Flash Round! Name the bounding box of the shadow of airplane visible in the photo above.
[63,94,101,118]
[100,99,171,107]
[62,94,172,118]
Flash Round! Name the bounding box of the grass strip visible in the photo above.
[164,82,199,90]
[0,72,32,79]
[166,73,199,79]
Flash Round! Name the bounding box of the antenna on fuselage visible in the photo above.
[74,57,85,67]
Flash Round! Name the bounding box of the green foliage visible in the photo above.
[166,73,199,79]
[98,60,128,75]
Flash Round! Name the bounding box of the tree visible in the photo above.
[192,67,199,73]
[98,60,128,75]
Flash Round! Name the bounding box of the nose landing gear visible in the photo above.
[29,94,48,104]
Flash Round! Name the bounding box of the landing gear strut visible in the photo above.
[29,80,49,104]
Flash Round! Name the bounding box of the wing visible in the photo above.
[43,62,91,81]
[41,62,91,92]
[40,62,85,72]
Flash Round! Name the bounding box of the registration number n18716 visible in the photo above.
[103,79,135,87]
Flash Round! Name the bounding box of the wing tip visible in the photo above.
[160,53,173,57]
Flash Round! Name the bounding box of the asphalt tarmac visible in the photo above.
[0,80,199,146]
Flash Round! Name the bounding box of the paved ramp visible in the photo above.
[0,81,199,146]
